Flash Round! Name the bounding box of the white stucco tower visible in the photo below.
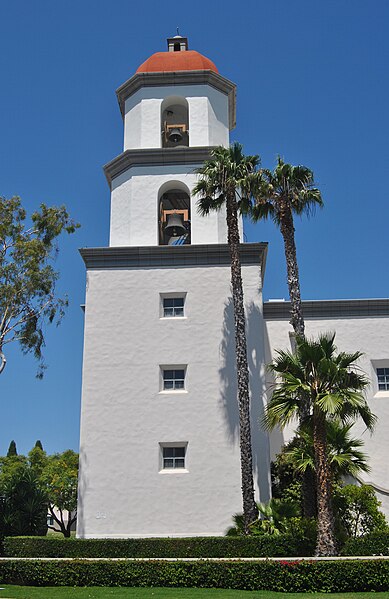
[77,37,270,538]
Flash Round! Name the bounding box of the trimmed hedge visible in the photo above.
[0,558,389,591]
[342,532,389,556]
[3,534,315,558]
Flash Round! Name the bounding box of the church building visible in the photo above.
[77,36,389,538]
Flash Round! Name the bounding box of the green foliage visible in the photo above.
[334,484,388,540]
[271,441,303,508]
[250,156,323,225]
[41,450,78,537]
[0,454,28,489]
[0,196,79,377]
[193,143,260,216]
[3,534,315,558]
[270,421,371,516]
[2,468,47,536]
[0,444,78,538]
[0,558,388,591]
[265,333,376,555]
[285,422,371,479]
[227,499,301,537]
[34,440,43,450]
[7,440,17,457]
[28,446,48,477]
[264,333,375,432]
[342,531,389,556]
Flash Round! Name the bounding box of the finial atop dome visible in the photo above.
[167,33,188,52]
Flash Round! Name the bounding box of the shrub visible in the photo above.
[3,534,315,558]
[334,484,388,541]
[342,531,389,556]
[0,558,389,591]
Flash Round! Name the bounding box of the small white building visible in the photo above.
[77,37,389,538]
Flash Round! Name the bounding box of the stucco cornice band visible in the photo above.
[103,147,213,187]
[264,299,389,320]
[80,243,268,272]
[116,71,237,130]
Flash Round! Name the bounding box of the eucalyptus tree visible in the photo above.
[193,142,260,531]
[264,333,376,556]
[0,196,79,376]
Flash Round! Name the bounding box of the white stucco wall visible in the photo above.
[123,85,229,150]
[77,262,270,538]
[109,166,241,247]
[265,312,389,516]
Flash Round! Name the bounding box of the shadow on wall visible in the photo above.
[219,296,271,503]
[263,323,285,463]
[75,445,88,538]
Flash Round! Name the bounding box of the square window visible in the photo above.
[162,296,185,318]
[377,367,389,391]
[162,368,186,390]
[161,445,187,469]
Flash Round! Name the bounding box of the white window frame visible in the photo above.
[377,367,389,392]
[159,364,188,394]
[161,366,186,391]
[160,293,187,319]
[371,360,389,397]
[159,442,188,472]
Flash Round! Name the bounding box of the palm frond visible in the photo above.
[193,143,260,216]
[251,156,323,224]
[265,333,376,439]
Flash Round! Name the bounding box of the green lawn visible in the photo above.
[1,589,389,599]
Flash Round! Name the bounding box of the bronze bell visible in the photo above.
[168,128,184,143]
[165,213,186,237]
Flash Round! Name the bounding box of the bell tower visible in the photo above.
[78,37,270,538]
[105,35,237,248]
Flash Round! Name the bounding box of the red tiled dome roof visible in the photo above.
[136,50,218,74]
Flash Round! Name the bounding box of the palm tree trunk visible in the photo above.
[278,204,305,338]
[279,203,316,516]
[226,190,258,532]
[313,410,337,556]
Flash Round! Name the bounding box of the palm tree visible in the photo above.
[286,421,371,482]
[283,421,371,517]
[251,158,323,517]
[227,497,299,536]
[251,157,323,338]
[193,142,260,531]
[264,333,376,556]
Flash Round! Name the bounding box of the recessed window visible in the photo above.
[377,368,389,391]
[162,446,186,469]
[163,368,185,390]
[163,297,184,318]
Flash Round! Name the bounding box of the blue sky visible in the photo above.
[0,0,388,455]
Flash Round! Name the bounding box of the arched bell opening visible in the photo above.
[158,186,191,246]
[161,96,189,148]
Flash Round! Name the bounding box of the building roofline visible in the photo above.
[263,298,389,320]
[115,70,236,130]
[80,243,268,273]
[103,147,214,187]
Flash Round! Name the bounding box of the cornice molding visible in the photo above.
[116,70,236,130]
[264,299,389,320]
[103,147,213,187]
[80,243,268,274]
